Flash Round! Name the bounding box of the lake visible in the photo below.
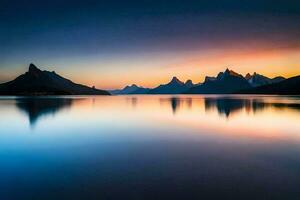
[0,95,300,199]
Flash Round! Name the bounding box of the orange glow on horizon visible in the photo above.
[66,43,300,90]
[3,42,298,90]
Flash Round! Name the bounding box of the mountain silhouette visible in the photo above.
[2,64,295,95]
[110,84,150,95]
[245,72,285,87]
[148,77,194,94]
[238,75,300,95]
[110,69,291,95]
[185,69,251,94]
[184,79,194,88]
[0,63,110,95]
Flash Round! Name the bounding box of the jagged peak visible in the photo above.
[216,68,243,81]
[171,76,179,81]
[28,63,42,74]
[225,68,243,77]
[245,73,252,80]
[130,84,138,88]
[123,84,139,90]
[170,76,183,84]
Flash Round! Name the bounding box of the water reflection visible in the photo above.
[16,97,74,126]
[160,97,180,114]
[1,95,300,200]
[252,100,300,112]
[186,97,193,109]
[205,98,250,117]
[204,97,300,118]
[160,97,194,114]
[169,97,180,114]
[126,97,138,108]
[12,96,300,125]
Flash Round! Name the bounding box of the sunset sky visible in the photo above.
[1,0,300,89]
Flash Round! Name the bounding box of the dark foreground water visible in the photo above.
[0,95,300,200]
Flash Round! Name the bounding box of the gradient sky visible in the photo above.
[1,0,300,89]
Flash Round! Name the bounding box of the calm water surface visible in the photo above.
[0,95,300,199]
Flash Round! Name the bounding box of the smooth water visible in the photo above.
[0,95,300,199]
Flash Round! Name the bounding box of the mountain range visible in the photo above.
[185,69,252,94]
[245,72,285,87]
[238,75,300,95]
[109,77,197,95]
[110,84,150,95]
[1,63,299,95]
[112,68,296,95]
[0,64,110,95]
[148,77,196,94]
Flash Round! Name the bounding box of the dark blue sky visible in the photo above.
[1,0,300,88]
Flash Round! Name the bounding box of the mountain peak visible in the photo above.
[123,84,138,90]
[131,84,138,88]
[171,76,179,81]
[245,73,252,80]
[225,69,243,77]
[185,79,194,87]
[225,68,230,73]
[185,79,193,84]
[170,76,183,85]
[0,63,110,95]
[28,63,41,74]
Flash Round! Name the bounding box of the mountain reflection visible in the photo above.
[127,97,138,108]
[16,98,73,126]
[13,96,300,126]
[170,97,180,114]
[160,97,180,114]
[205,98,251,117]
[204,97,300,117]
[159,97,193,114]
